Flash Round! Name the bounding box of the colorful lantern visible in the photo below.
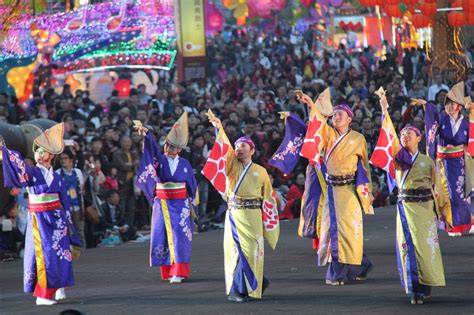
[115,79,131,97]
[411,13,431,28]
[419,2,437,16]
[359,0,377,6]
[385,4,403,17]
[447,11,465,26]
[465,12,474,24]
[462,0,474,12]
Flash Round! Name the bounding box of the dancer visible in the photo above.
[298,92,374,286]
[135,113,197,284]
[411,82,474,236]
[377,94,447,304]
[0,123,80,306]
[207,112,280,302]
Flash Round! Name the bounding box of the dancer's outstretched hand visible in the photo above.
[206,110,222,129]
[133,120,148,136]
[298,93,315,109]
[410,98,427,106]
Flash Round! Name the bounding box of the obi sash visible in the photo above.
[436,144,464,159]
[155,182,187,200]
[28,193,61,212]
[228,197,262,210]
[398,188,433,203]
[325,173,356,186]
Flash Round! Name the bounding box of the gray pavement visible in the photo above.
[1,205,473,314]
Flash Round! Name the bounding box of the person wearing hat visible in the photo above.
[207,112,280,303]
[298,90,374,286]
[134,113,198,284]
[0,123,81,306]
[411,81,474,236]
[376,94,448,305]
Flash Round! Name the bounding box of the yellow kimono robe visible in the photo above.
[394,150,448,293]
[314,110,373,266]
[222,132,280,299]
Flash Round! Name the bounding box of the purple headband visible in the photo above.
[400,125,421,137]
[235,136,255,149]
[333,104,353,118]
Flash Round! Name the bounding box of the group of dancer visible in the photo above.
[1,80,472,306]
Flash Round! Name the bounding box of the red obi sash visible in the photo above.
[155,182,187,200]
[436,145,464,159]
[28,193,61,212]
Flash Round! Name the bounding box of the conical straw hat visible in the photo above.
[33,122,65,154]
[445,81,465,105]
[166,112,188,148]
[315,87,333,116]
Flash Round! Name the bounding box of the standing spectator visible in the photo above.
[112,135,138,227]
[98,190,137,242]
[427,74,449,102]
[57,149,86,247]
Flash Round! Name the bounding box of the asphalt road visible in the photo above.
[1,205,473,314]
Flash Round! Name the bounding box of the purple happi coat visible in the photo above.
[425,103,472,231]
[1,147,81,293]
[136,133,197,267]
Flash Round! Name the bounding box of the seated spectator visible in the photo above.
[97,190,137,242]
[0,198,23,259]
[372,180,389,208]
[280,173,305,220]
[103,165,119,191]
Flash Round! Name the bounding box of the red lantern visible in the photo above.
[403,0,417,4]
[411,14,431,28]
[462,0,474,13]
[447,11,465,26]
[301,0,312,7]
[466,12,474,24]
[386,0,399,4]
[424,0,437,3]
[208,11,224,30]
[115,79,131,98]
[385,4,403,17]
[359,0,377,6]
[375,0,384,5]
[419,3,437,16]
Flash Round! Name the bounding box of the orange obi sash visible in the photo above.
[155,182,187,200]
[29,193,61,212]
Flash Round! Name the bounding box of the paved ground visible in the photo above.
[1,205,473,314]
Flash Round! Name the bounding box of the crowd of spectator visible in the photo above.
[1,22,473,257]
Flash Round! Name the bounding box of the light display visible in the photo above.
[0,0,176,71]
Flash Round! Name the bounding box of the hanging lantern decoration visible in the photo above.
[411,13,431,28]
[447,11,465,26]
[465,12,474,24]
[403,0,417,5]
[206,1,224,34]
[419,2,437,16]
[385,4,403,18]
[375,0,384,5]
[386,0,399,5]
[424,0,437,3]
[462,0,474,13]
[359,0,377,6]
[115,79,131,98]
